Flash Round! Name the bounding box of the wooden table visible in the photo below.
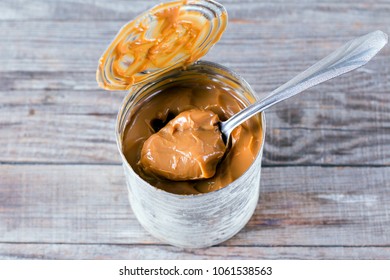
[1,0,390,259]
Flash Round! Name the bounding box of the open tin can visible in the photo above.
[97,0,266,248]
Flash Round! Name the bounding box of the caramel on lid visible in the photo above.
[96,0,228,91]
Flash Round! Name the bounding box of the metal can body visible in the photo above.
[116,61,266,248]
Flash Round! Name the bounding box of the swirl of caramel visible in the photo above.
[97,0,227,90]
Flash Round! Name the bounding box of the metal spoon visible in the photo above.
[219,30,388,143]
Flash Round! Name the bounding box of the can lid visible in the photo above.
[96,0,227,91]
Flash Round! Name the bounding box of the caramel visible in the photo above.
[97,1,227,90]
[122,80,262,195]
[140,109,226,181]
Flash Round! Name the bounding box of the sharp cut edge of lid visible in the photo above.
[96,0,228,91]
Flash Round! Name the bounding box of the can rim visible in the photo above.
[115,60,267,198]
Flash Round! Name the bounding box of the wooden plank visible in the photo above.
[2,85,390,165]
[0,89,122,163]
[1,17,389,166]
[1,165,390,247]
[1,20,389,73]
[1,0,390,22]
[1,243,389,260]
[1,0,389,262]
[0,58,388,95]
[0,0,157,21]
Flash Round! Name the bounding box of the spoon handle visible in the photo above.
[221,30,388,137]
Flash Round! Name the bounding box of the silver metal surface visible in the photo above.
[220,30,388,140]
[116,61,266,248]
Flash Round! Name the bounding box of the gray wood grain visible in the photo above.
[1,20,389,73]
[0,90,121,163]
[1,165,389,248]
[1,0,390,23]
[2,83,390,165]
[1,0,390,260]
[1,6,389,165]
[1,243,389,260]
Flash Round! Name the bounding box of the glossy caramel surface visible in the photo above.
[140,109,226,181]
[122,80,262,194]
